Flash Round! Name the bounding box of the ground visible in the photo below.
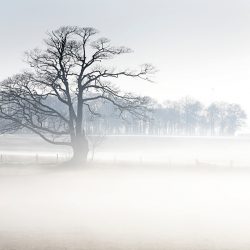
[0,135,250,249]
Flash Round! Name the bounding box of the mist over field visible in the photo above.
[1,135,250,250]
[1,0,250,249]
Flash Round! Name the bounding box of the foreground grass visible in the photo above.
[0,162,250,249]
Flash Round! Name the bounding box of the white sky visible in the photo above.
[1,0,250,129]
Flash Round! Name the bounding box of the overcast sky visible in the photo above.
[1,0,250,128]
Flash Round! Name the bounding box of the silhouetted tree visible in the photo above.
[0,26,154,163]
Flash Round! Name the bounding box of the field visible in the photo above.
[1,135,250,249]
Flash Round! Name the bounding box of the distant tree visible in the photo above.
[0,26,154,163]
[88,134,106,161]
[180,98,203,135]
[206,103,220,136]
[154,101,181,135]
[206,102,246,136]
[224,103,246,135]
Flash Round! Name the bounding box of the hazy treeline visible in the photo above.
[6,96,246,137]
[83,97,246,136]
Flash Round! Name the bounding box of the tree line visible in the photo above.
[82,97,247,136]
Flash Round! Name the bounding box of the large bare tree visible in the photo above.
[0,26,154,163]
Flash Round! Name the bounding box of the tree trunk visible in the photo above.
[71,134,89,164]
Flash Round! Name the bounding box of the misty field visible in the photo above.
[1,135,250,250]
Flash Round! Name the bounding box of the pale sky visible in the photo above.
[1,0,250,128]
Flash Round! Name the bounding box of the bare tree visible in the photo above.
[0,26,154,163]
[88,134,106,161]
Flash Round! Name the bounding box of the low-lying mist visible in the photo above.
[1,135,250,250]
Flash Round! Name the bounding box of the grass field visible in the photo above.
[0,135,250,249]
